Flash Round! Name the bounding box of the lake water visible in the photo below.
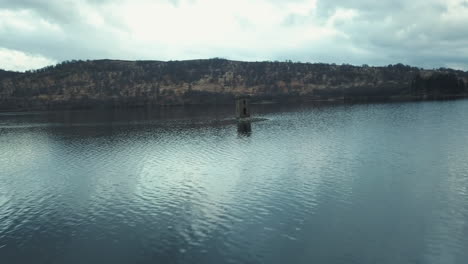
[1,100,468,264]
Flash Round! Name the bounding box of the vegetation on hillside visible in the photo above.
[0,59,467,110]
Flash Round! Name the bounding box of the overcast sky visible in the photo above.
[1,0,468,71]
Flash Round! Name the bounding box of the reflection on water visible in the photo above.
[1,101,468,264]
[237,121,252,136]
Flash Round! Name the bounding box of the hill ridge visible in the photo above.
[1,59,467,111]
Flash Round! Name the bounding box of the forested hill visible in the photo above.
[0,59,467,111]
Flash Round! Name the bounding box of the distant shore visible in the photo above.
[1,59,467,112]
[1,94,468,113]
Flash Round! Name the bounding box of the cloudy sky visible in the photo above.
[1,0,468,71]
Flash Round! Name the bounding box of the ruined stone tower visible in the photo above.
[235,95,250,119]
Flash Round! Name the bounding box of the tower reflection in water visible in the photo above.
[237,121,252,136]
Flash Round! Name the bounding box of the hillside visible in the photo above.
[1,59,467,111]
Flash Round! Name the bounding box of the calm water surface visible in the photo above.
[1,101,468,264]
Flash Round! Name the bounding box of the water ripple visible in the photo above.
[1,101,468,263]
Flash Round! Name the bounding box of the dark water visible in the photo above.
[1,101,468,264]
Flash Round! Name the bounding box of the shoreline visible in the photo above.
[1,94,468,113]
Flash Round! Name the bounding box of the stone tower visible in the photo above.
[235,95,250,119]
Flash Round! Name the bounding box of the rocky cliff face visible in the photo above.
[0,59,467,111]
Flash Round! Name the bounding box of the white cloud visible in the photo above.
[326,8,359,27]
[0,48,56,71]
[107,0,333,56]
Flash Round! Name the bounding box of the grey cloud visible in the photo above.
[317,0,413,17]
[0,0,468,70]
[313,0,468,68]
[0,0,81,23]
[282,13,312,27]
[0,0,131,62]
